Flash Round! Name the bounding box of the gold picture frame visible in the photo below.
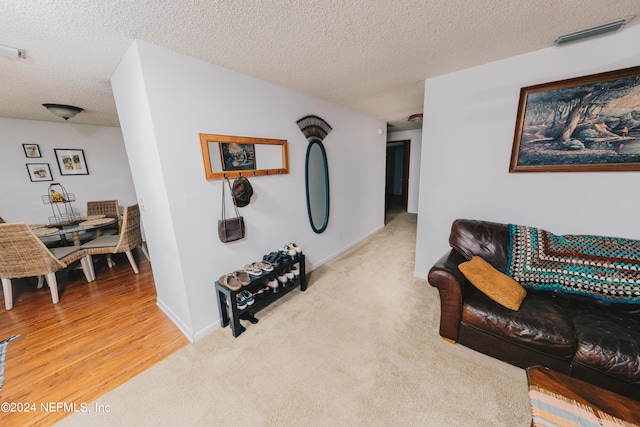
[510,66,640,172]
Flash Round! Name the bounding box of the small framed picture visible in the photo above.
[219,142,256,171]
[54,148,89,175]
[23,144,41,158]
[26,163,53,182]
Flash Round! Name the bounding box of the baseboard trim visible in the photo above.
[193,320,221,342]
[157,224,386,342]
[307,224,385,271]
[156,298,195,343]
[413,270,429,280]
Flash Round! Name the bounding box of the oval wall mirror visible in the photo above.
[305,139,330,233]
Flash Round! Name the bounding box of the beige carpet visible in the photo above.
[59,211,531,426]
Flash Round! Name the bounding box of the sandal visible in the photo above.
[263,252,280,266]
[233,270,251,286]
[244,263,262,276]
[219,273,242,290]
[258,261,274,272]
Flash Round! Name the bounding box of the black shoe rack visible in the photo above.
[215,253,306,337]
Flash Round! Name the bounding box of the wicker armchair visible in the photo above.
[82,204,150,278]
[0,223,93,310]
[0,216,5,223]
[86,200,120,235]
[86,200,120,218]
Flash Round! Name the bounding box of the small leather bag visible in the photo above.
[218,177,245,243]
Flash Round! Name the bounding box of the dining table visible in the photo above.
[31,216,118,246]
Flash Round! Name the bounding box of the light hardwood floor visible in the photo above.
[0,249,189,426]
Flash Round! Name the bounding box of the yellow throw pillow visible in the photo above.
[459,256,527,311]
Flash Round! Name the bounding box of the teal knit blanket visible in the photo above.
[506,224,640,304]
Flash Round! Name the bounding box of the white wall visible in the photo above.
[111,40,387,341]
[415,25,640,278]
[0,118,137,224]
[388,129,422,213]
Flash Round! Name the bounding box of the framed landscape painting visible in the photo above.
[219,142,256,172]
[510,66,640,172]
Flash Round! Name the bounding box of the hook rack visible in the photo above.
[200,133,290,180]
[212,168,286,180]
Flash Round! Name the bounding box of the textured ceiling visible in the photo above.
[1,1,639,131]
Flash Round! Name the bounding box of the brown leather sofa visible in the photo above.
[428,219,640,401]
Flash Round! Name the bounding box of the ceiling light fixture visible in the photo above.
[42,103,84,120]
[408,113,423,123]
[555,17,633,46]
[0,43,25,59]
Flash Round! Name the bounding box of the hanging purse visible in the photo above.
[218,177,246,243]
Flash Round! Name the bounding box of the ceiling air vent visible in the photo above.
[555,17,633,46]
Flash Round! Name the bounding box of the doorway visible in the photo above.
[385,140,410,221]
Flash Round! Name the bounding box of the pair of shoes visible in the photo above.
[242,290,255,306]
[280,243,302,257]
[291,264,300,277]
[219,270,252,290]
[236,290,255,310]
[263,252,278,264]
[263,251,288,267]
[219,273,242,290]
[244,261,274,276]
[277,273,289,287]
[280,245,296,256]
[253,286,271,301]
[258,261,274,272]
[236,293,247,310]
[244,263,263,276]
[264,278,278,289]
[234,270,251,286]
[288,243,302,254]
[254,286,270,296]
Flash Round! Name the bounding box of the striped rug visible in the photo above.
[0,335,19,392]
[529,386,638,427]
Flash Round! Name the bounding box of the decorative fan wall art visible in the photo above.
[296,115,333,142]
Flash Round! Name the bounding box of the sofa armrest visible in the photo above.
[427,249,470,342]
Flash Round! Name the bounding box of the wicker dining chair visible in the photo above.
[86,200,120,235]
[81,204,150,278]
[0,223,94,310]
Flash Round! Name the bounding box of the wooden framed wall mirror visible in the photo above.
[199,133,289,180]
